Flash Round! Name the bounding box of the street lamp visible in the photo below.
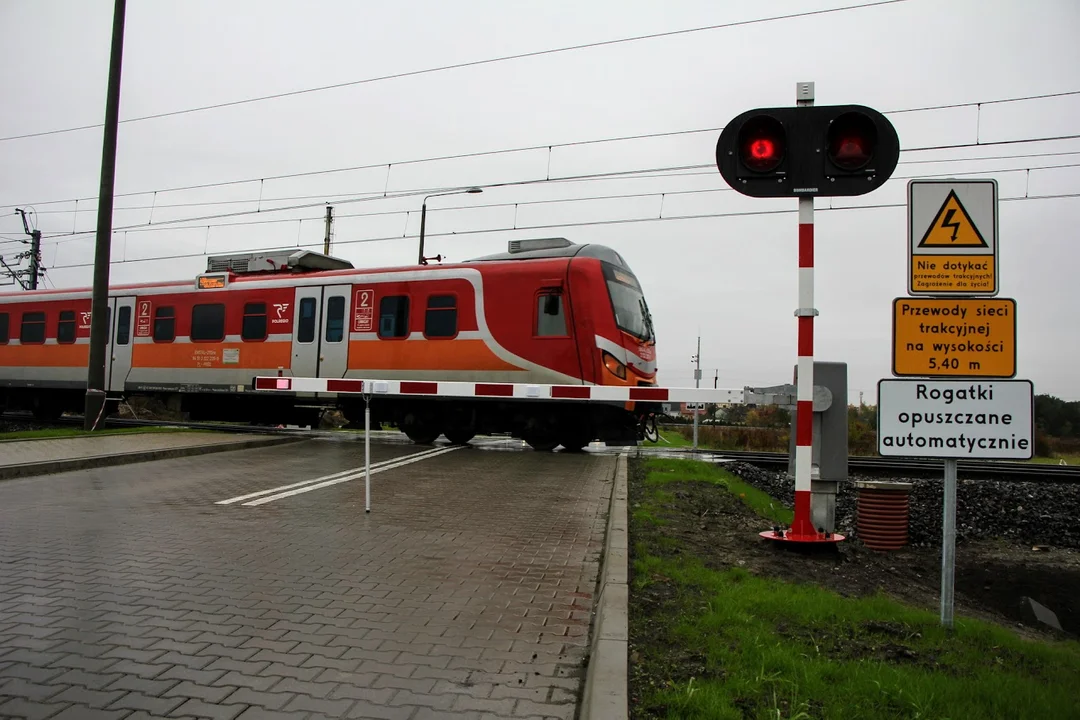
[418,187,483,265]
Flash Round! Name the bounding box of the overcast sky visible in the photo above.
[2,0,1078,404]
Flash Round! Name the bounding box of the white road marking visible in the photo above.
[215,446,448,505]
[241,445,461,506]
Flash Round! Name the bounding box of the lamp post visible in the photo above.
[418,187,483,265]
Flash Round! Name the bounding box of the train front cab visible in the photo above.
[562,246,658,446]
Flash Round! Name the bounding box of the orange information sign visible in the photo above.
[196,273,228,289]
[893,297,1016,378]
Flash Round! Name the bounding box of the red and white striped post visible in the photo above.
[790,195,820,539]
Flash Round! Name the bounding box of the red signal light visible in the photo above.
[827,111,877,171]
[738,115,785,173]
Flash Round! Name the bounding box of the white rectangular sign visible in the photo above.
[877,379,1033,459]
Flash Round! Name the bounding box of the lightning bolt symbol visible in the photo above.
[941,209,961,242]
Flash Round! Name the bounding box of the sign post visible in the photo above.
[886,178,1031,628]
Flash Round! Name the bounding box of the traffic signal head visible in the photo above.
[715,104,900,198]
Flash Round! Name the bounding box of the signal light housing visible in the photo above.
[716,104,899,198]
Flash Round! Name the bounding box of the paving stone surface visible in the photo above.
[0,438,613,718]
[0,431,281,468]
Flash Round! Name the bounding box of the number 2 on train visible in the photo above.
[353,289,374,332]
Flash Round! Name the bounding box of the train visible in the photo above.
[0,237,659,450]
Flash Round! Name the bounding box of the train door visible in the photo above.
[290,287,322,378]
[289,284,352,380]
[107,296,136,393]
[319,284,352,379]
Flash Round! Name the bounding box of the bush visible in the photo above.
[677,424,788,451]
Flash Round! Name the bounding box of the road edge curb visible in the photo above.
[580,451,628,720]
[0,435,304,481]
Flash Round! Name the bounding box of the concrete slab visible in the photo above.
[580,453,628,720]
[0,430,301,480]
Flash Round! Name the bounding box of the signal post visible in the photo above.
[715,82,900,545]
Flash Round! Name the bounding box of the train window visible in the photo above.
[57,310,76,344]
[154,306,175,342]
[378,296,409,338]
[325,296,345,343]
[116,306,132,346]
[20,311,46,344]
[191,303,225,342]
[242,302,267,341]
[536,293,567,337]
[297,298,317,343]
[424,295,457,338]
[0,312,9,344]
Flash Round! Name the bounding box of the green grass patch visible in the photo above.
[631,553,1080,719]
[655,429,693,447]
[629,457,1080,719]
[644,457,793,527]
[1030,454,1080,465]
[0,426,194,441]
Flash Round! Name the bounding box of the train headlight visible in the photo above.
[603,351,627,380]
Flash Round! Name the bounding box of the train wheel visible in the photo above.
[558,437,589,452]
[402,411,440,445]
[405,428,440,444]
[522,430,559,452]
[31,397,63,423]
[558,425,592,452]
[444,427,475,446]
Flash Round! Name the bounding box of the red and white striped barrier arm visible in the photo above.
[251,376,747,404]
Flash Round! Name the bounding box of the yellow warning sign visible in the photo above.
[918,190,988,247]
[893,298,1016,378]
[908,180,997,296]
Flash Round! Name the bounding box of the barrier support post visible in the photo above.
[364,390,372,513]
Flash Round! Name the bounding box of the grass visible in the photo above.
[0,426,194,441]
[630,457,1080,720]
[1030,454,1080,465]
[655,429,693,448]
[642,457,793,526]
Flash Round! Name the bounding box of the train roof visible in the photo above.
[464,238,634,270]
[0,239,637,301]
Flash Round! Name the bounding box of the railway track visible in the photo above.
[673,448,1080,483]
[5,412,1076,482]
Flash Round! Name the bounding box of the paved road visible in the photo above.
[0,437,615,719]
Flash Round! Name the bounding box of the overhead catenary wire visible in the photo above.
[41,189,1080,274]
[4,87,1080,214]
[0,0,911,144]
[20,147,1080,219]
[28,136,1080,247]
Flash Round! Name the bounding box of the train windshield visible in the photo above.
[602,262,654,342]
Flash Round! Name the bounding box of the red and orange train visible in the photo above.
[0,238,659,450]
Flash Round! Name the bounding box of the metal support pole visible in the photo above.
[941,458,957,627]
[323,205,334,255]
[417,201,428,265]
[691,338,699,451]
[28,230,41,290]
[364,393,372,513]
[84,0,127,431]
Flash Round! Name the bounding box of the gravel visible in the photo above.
[726,461,1080,550]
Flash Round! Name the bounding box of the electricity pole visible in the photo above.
[323,205,334,255]
[84,0,127,431]
[692,336,701,450]
[14,209,42,290]
[9,208,43,289]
